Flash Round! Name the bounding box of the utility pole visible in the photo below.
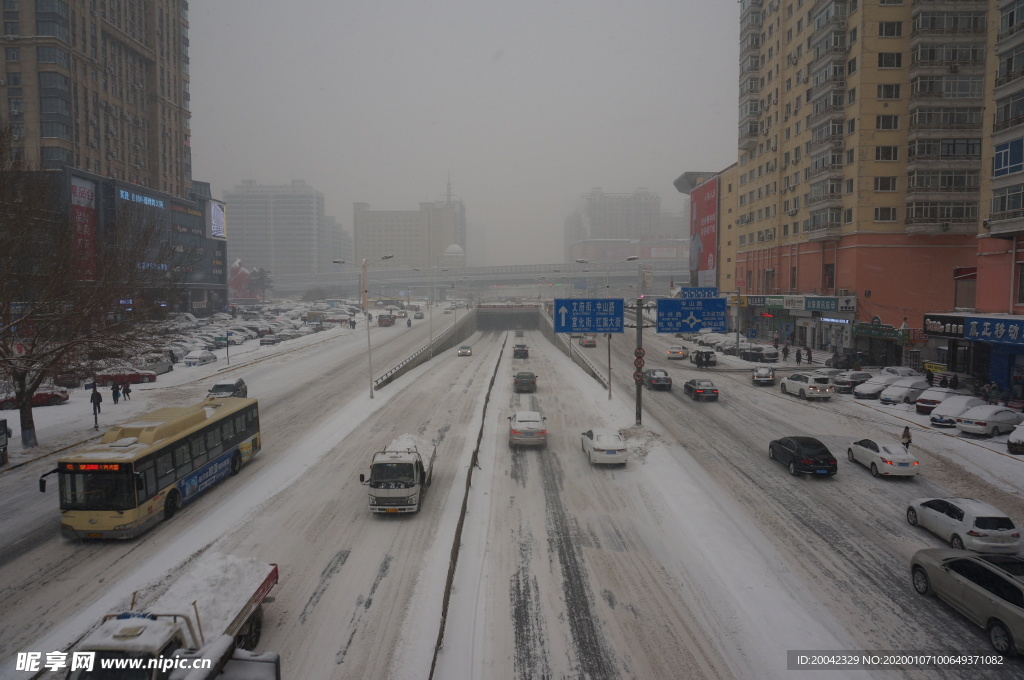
[635,297,644,425]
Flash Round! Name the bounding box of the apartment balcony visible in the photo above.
[903,217,978,235]
[806,134,844,154]
[805,222,842,242]
[994,112,1024,135]
[909,119,981,133]
[739,124,759,151]
[807,163,844,180]
[906,154,980,170]
[808,103,844,126]
[986,210,1024,238]
[806,192,842,207]
[905,185,979,199]
[912,26,985,38]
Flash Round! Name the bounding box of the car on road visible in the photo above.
[780,373,833,400]
[508,411,547,447]
[768,436,838,477]
[853,374,904,399]
[183,350,217,367]
[513,371,537,392]
[513,344,529,358]
[689,350,717,366]
[457,345,473,357]
[915,387,970,415]
[581,428,628,465]
[929,395,986,428]
[207,379,248,399]
[1,385,70,410]
[414,311,425,319]
[666,345,688,360]
[94,365,158,386]
[847,438,919,477]
[830,371,873,394]
[751,366,775,385]
[955,405,1024,437]
[910,549,1024,656]
[642,368,672,390]
[879,378,930,405]
[515,329,524,337]
[683,378,719,401]
[906,497,1021,554]
[579,335,597,347]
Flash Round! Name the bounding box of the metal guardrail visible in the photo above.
[373,311,476,389]
[540,308,608,389]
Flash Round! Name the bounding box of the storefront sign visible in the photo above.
[764,296,784,309]
[924,314,966,338]
[964,316,1024,346]
[805,297,836,312]
[746,295,766,307]
[854,317,901,340]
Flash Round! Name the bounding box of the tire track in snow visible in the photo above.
[299,549,349,624]
[509,528,552,680]
[336,554,393,665]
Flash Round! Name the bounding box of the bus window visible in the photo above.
[206,428,222,458]
[173,443,192,478]
[190,435,207,467]
[156,452,176,489]
[234,415,246,437]
[135,459,156,503]
[221,417,235,441]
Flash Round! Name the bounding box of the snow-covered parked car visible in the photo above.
[853,374,904,399]
[929,395,986,428]
[956,405,1024,437]
[879,378,930,405]
[183,350,217,367]
[1009,424,1024,455]
[915,387,971,415]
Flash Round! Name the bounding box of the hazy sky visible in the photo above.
[188,0,739,266]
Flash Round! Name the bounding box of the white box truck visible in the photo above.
[359,434,435,514]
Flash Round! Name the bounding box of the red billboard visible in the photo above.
[689,177,718,287]
[70,176,97,282]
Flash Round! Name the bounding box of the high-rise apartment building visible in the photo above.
[353,199,466,270]
[1,0,192,196]
[580,188,662,240]
[224,180,350,290]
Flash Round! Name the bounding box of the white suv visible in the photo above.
[780,373,833,400]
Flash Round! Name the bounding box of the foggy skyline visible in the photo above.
[188,0,740,266]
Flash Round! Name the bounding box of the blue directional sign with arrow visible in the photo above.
[554,298,624,334]
[656,298,727,333]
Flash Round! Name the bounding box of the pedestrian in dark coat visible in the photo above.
[795,349,802,365]
[111,383,120,404]
[901,426,912,450]
[122,382,131,401]
[950,374,959,390]
[925,369,934,387]
[939,376,949,388]
[782,345,790,362]
[90,388,102,415]
[805,347,813,364]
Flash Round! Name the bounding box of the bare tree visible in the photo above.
[247,267,273,301]
[0,125,196,447]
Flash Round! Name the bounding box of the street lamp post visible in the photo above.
[576,256,639,400]
[355,255,393,399]
[414,266,448,358]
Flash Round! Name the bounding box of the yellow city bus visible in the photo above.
[39,397,261,539]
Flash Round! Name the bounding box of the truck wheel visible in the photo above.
[164,490,180,519]
[237,606,263,649]
[230,453,242,476]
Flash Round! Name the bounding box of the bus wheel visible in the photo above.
[164,491,180,519]
[230,453,242,476]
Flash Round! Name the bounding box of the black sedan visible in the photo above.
[642,368,672,391]
[683,379,719,401]
[768,436,838,477]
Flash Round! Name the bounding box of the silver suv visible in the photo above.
[207,378,248,399]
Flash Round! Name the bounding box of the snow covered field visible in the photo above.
[2,313,1023,679]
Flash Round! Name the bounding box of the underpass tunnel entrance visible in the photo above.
[475,308,542,332]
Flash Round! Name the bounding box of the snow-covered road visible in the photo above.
[2,313,1023,679]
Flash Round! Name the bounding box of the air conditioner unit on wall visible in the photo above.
[837,289,850,296]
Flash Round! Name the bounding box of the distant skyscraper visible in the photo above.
[581,188,662,240]
[223,180,350,289]
[0,0,193,196]
[353,197,466,270]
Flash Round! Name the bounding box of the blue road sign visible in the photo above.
[554,298,624,333]
[655,298,727,333]
[573,281,588,290]
[746,328,758,339]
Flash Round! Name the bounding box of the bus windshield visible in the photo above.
[60,470,136,511]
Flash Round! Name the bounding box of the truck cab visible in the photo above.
[360,436,435,513]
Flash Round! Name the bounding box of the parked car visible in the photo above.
[751,366,775,385]
[881,366,921,377]
[642,368,672,390]
[758,347,780,363]
[513,344,529,358]
[580,428,628,465]
[579,335,597,347]
[738,346,764,361]
[1,384,70,410]
[847,438,920,477]
[915,387,970,415]
[879,378,930,405]
[513,371,537,393]
[183,350,217,367]
[665,345,688,360]
[683,378,719,401]
[457,345,473,357]
[94,366,158,386]
[135,355,174,376]
[831,371,873,394]
[414,312,425,319]
[689,350,717,366]
[907,497,1021,554]
[780,373,833,400]
[768,436,838,477]
[508,411,547,447]
[1009,424,1024,454]
[956,405,1024,437]
[910,549,1024,656]
[853,374,904,399]
[930,395,986,428]
[207,379,248,399]
[812,368,843,379]
[259,335,279,346]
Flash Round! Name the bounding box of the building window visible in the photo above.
[876,146,899,161]
[876,115,899,130]
[875,177,898,191]
[846,179,855,193]
[995,139,1024,177]
[847,58,857,75]
[878,22,903,37]
[992,184,1024,215]
[847,119,856,134]
[877,84,901,99]
[1018,264,1024,304]
[847,88,856,105]
[4,47,19,60]
[874,207,898,221]
[879,0,903,4]
[843,208,853,223]
[846,149,855,164]
[878,53,902,69]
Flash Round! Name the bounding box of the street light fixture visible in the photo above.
[361,254,393,399]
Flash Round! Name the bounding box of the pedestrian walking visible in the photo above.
[981,382,992,401]
[111,383,120,405]
[950,374,959,390]
[122,382,132,401]
[90,388,102,415]
[939,376,949,388]
[696,352,704,369]
[805,347,813,364]
[925,369,934,387]
[831,352,841,368]
[782,345,790,362]
[901,426,912,451]
[990,383,1003,405]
